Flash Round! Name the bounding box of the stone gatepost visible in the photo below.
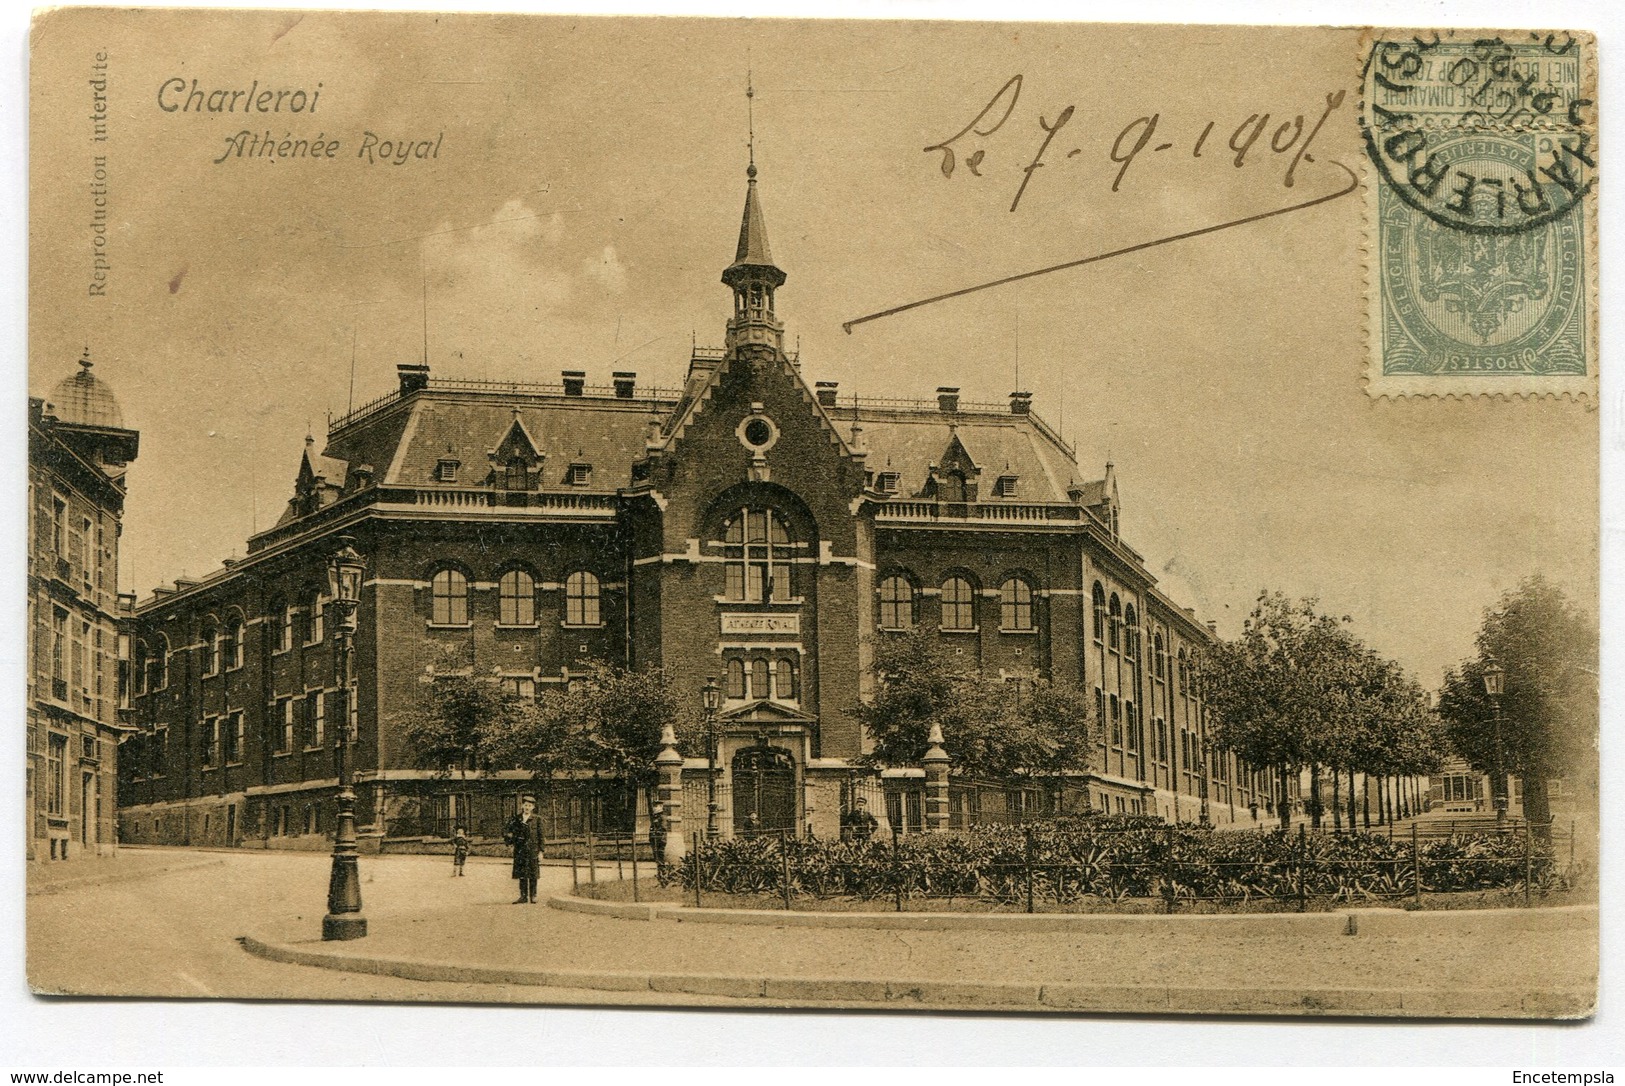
[655,723,686,863]
[923,721,951,831]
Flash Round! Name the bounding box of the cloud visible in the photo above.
[583,245,628,294]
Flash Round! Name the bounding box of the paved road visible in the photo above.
[28,845,1596,1012]
[27,848,730,1005]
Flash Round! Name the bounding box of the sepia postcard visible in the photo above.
[25,9,1599,1020]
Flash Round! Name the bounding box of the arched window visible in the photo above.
[775,656,799,700]
[879,574,916,630]
[726,657,746,700]
[1177,647,1188,688]
[430,569,469,625]
[1123,604,1140,658]
[1091,582,1106,642]
[939,470,967,502]
[1000,577,1035,631]
[305,590,324,644]
[1153,630,1167,680]
[1108,593,1123,651]
[751,657,770,700]
[565,571,601,626]
[720,507,792,602]
[940,576,976,631]
[224,616,244,670]
[499,570,536,625]
[203,620,220,676]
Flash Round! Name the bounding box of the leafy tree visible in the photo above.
[852,629,1097,784]
[1202,594,1352,830]
[1437,576,1597,829]
[543,660,687,791]
[1203,592,1437,832]
[396,675,552,777]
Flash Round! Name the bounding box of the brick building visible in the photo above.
[28,353,140,861]
[118,161,1282,851]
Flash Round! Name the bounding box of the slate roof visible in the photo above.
[355,394,668,491]
[842,408,1080,502]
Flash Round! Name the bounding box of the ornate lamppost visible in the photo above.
[702,676,721,841]
[322,536,367,941]
[1483,655,1507,828]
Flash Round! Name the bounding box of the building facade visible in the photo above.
[118,163,1283,851]
[28,354,140,861]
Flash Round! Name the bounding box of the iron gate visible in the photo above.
[731,746,796,835]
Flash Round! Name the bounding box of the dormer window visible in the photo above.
[504,457,529,490]
[877,472,900,494]
[566,462,592,487]
[436,458,460,483]
[995,474,1020,498]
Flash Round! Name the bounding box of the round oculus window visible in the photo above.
[743,418,773,447]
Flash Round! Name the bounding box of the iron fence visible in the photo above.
[665,820,1578,914]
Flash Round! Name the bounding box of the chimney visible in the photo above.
[612,371,636,399]
[562,370,586,397]
[815,381,839,408]
[1205,620,1218,635]
[397,363,431,395]
[1009,391,1033,415]
[936,387,960,413]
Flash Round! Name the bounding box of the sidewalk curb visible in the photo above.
[237,933,1593,1018]
[27,857,226,897]
[547,893,1599,936]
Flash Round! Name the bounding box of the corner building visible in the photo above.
[29,355,139,861]
[119,162,1281,850]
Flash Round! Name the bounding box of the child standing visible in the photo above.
[451,827,470,876]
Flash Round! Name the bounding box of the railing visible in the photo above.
[393,487,620,517]
[875,500,1086,524]
[669,819,1579,914]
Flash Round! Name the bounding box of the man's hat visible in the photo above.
[519,793,536,804]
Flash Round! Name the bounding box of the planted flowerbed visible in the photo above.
[657,816,1572,911]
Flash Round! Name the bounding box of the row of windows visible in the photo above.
[428,569,603,627]
[878,575,1036,632]
[723,653,800,702]
[180,690,346,771]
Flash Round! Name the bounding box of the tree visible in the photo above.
[851,629,1097,785]
[1202,594,1351,830]
[1437,576,1597,829]
[396,675,553,777]
[543,660,687,792]
[1203,592,1438,832]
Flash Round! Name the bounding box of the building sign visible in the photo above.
[720,613,800,635]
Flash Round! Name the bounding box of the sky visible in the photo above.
[28,10,1598,690]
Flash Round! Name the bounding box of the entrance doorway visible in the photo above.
[731,746,796,836]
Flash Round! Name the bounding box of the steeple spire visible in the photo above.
[722,74,786,362]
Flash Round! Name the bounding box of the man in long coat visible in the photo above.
[504,794,544,903]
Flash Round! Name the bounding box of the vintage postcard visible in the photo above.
[25,10,1599,1019]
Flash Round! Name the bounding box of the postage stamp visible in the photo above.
[1360,30,1598,399]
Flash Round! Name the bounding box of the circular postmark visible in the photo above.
[1360,32,1594,237]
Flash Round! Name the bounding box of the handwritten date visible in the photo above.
[926,75,1346,212]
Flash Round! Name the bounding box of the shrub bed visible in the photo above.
[660,816,1570,909]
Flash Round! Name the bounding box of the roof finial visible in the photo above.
[746,70,757,180]
[79,346,93,372]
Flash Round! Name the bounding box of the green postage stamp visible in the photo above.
[1361,30,1598,399]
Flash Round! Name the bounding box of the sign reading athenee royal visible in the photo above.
[720,613,801,635]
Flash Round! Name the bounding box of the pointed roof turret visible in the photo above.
[723,78,786,291]
[723,168,786,290]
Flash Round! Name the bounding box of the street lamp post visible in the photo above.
[1483,655,1507,829]
[702,677,721,841]
[322,537,367,941]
